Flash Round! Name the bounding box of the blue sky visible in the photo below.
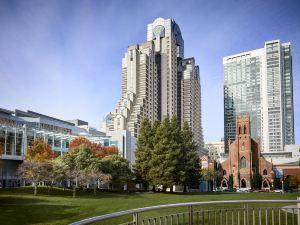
[0,0,299,143]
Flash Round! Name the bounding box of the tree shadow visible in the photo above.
[0,196,78,225]
[0,187,140,199]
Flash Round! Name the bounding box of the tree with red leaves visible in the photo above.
[69,136,93,151]
[69,136,119,158]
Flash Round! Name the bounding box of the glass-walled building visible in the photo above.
[223,40,295,155]
[0,108,115,188]
[224,49,262,152]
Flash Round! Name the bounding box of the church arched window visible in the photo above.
[244,125,247,134]
[239,126,242,134]
[263,169,267,175]
[223,170,226,175]
[240,157,246,168]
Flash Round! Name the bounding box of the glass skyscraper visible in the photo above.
[223,40,294,154]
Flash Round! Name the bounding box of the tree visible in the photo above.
[69,137,92,151]
[47,157,68,191]
[199,168,212,180]
[61,144,98,198]
[288,173,300,189]
[88,163,111,196]
[228,174,234,189]
[101,155,132,190]
[93,146,118,159]
[181,121,200,191]
[17,160,51,196]
[169,116,184,192]
[215,171,223,187]
[69,137,118,158]
[134,118,153,190]
[25,138,56,162]
[17,139,55,195]
[134,117,203,193]
[149,116,180,191]
[252,174,262,189]
[273,178,281,189]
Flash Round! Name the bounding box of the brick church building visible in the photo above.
[219,115,274,189]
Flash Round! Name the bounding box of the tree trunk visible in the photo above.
[144,181,148,191]
[170,186,173,193]
[34,184,37,196]
[183,185,187,192]
[73,187,76,198]
[94,187,97,196]
[162,185,166,192]
[152,185,156,192]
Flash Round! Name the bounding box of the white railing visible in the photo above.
[70,198,300,225]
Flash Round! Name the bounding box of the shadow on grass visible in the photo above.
[0,187,141,199]
[0,196,78,225]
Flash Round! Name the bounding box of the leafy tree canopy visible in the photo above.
[26,138,56,162]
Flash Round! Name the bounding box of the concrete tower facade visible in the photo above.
[181,58,204,148]
[103,18,204,153]
[147,18,184,120]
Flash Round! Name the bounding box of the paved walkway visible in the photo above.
[282,205,298,214]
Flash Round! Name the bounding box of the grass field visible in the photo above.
[0,187,298,225]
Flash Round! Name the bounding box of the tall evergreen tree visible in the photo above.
[149,117,174,191]
[181,121,200,191]
[168,116,183,192]
[134,118,153,190]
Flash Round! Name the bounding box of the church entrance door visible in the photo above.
[241,179,246,188]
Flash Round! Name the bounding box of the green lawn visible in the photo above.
[0,187,298,225]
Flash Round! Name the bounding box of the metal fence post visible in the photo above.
[246,204,249,225]
[188,205,193,225]
[243,203,249,225]
[244,204,246,225]
[297,197,300,225]
[133,212,139,225]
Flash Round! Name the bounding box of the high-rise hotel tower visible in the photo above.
[103,17,204,150]
[223,40,294,155]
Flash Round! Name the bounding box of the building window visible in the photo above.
[240,157,246,168]
[223,170,226,175]
[263,169,267,175]
[239,126,242,134]
[244,125,247,134]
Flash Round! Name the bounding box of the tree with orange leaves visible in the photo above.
[26,138,56,162]
[18,138,55,196]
